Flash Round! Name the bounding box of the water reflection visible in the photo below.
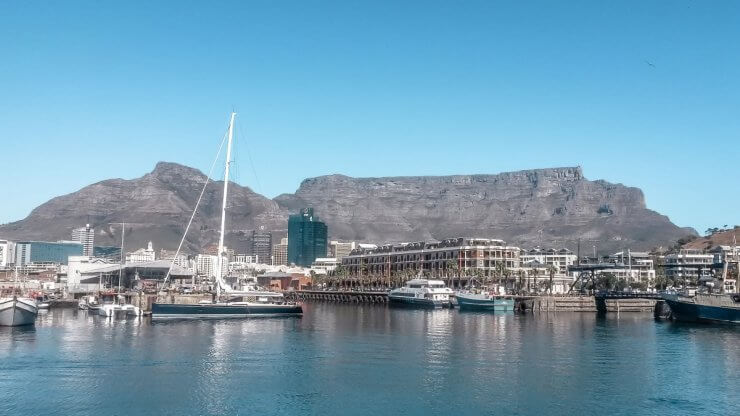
[0,305,738,416]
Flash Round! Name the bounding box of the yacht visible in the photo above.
[388,279,453,308]
[151,112,302,319]
[0,295,38,326]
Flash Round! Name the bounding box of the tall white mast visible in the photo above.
[216,112,236,299]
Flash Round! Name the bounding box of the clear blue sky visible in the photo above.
[1,1,738,234]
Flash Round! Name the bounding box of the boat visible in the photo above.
[0,267,39,326]
[663,292,740,324]
[152,112,302,320]
[388,279,453,308]
[0,296,39,326]
[455,291,514,311]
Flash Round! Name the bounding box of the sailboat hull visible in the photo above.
[151,303,303,319]
[0,297,39,326]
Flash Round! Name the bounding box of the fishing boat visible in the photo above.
[0,296,39,326]
[152,112,302,319]
[455,291,514,311]
[663,292,740,324]
[0,268,38,326]
[388,279,453,308]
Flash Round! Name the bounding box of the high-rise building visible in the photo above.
[71,224,95,256]
[251,228,272,265]
[287,208,328,267]
[272,237,288,266]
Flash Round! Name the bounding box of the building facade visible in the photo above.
[0,239,14,267]
[251,229,272,264]
[71,224,95,256]
[287,208,328,267]
[15,241,83,265]
[329,241,356,261]
[519,248,577,276]
[341,237,520,280]
[664,249,714,281]
[272,237,288,266]
[126,242,156,263]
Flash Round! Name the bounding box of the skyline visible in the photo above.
[1,1,739,234]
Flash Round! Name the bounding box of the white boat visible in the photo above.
[0,296,39,326]
[389,279,453,308]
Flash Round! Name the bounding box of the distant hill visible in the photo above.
[0,162,695,254]
[682,227,739,251]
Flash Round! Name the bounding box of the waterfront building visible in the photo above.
[0,239,15,267]
[664,249,714,282]
[66,255,116,293]
[709,245,740,265]
[272,238,288,266]
[251,229,272,265]
[71,224,95,256]
[519,248,577,276]
[311,257,339,274]
[287,208,328,267]
[126,242,156,263]
[159,249,190,268]
[329,241,356,261]
[341,237,520,285]
[15,241,83,265]
[602,250,656,283]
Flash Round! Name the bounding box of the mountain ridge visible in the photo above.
[0,162,695,254]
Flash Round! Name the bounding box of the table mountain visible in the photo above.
[0,163,694,254]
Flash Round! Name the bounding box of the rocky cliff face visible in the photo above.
[0,163,694,254]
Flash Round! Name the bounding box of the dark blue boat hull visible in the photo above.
[664,299,740,324]
[388,296,446,309]
[151,303,303,319]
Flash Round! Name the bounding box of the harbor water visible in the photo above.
[1,303,738,416]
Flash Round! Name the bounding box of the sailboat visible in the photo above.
[98,222,141,318]
[0,267,39,326]
[151,112,302,319]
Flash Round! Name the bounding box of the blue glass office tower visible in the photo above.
[287,208,328,267]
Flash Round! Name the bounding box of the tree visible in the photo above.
[596,273,617,291]
[446,260,459,288]
[517,269,526,294]
[546,265,558,295]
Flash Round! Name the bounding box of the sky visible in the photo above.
[0,1,738,234]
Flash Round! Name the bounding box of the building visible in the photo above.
[196,254,227,278]
[0,239,15,267]
[272,237,288,266]
[520,248,577,276]
[93,246,121,260]
[66,256,116,292]
[664,249,714,282]
[126,242,156,263]
[342,237,520,282]
[233,254,255,264]
[311,257,339,274]
[251,229,272,264]
[603,250,656,282]
[287,208,328,267]
[71,224,95,256]
[15,241,83,265]
[329,241,356,261]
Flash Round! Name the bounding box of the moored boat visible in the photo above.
[0,296,39,326]
[663,292,740,324]
[151,112,302,320]
[456,292,514,311]
[388,279,453,308]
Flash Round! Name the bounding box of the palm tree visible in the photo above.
[546,265,558,295]
[517,269,525,294]
[445,260,459,288]
[527,268,539,294]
